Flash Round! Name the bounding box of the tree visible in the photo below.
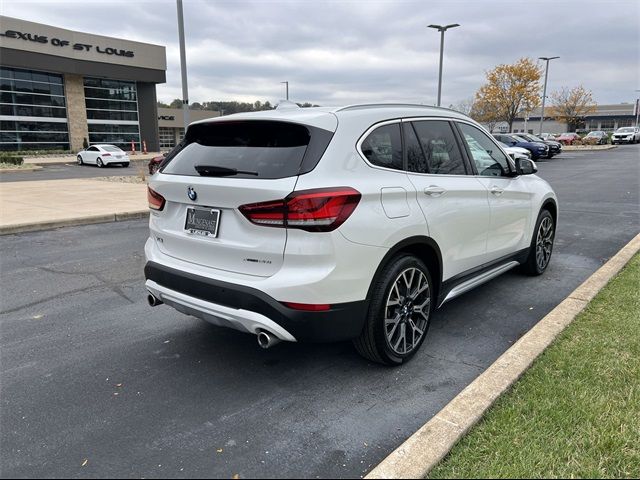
[548,86,596,132]
[449,97,474,116]
[190,102,204,110]
[156,100,170,108]
[169,98,183,109]
[470,97,502,133]
[474,57,542,131]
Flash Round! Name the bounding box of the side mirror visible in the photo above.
[516,158,537,175]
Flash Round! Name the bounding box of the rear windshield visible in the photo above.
[161,120,314,179]
[102,146,123,152]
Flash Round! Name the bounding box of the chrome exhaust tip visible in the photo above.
[257,330,281,349]
[147,293,163,307]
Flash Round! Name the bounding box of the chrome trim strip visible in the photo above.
[440,261,520,306]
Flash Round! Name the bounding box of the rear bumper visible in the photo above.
[144,261,369,342]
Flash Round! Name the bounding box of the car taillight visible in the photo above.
[147,187,165,211]
[239,187,361,232]
[102,153,111,157]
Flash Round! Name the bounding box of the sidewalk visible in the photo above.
[0,178,148,235]
[23,152,161,165]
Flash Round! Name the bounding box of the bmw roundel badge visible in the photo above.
[187,186,197,202]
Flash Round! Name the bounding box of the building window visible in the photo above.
[84,77,140,150]
[616,118,633,128]
[599,119,615,130]
[0,66,69,151]
[159,127,175,148]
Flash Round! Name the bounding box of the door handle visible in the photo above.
[424,186,446,197]
[490,186,505,196]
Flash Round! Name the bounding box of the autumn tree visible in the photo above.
[548,86,596,131]
[469,96,502,133]
[474,57,542,132]
[449,97,474,116]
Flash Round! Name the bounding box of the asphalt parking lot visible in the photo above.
[1,145,638,479]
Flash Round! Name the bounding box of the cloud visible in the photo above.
[2,0,638,106]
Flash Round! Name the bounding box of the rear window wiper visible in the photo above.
[194,165,259,177]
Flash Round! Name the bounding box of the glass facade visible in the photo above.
[0,66,70,150]
[84,77,140,150]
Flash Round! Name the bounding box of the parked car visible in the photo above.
[517,133,563,158]
[493,133,549,160]
[499,141,531,160]
[77,144,130,167]
[556,133,581,145]
[148,153,167,174]
[583,131,609,145]
[611,126,640,144]
[144,104,558,365]
[539,133,557,141]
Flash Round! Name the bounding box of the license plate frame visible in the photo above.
[184,206,221,238]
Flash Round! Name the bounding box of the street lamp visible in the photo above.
[635,90,640,128]
[538,56,560,135]
[281,81,289,101]
[176,0,190,131]
[428,23,460,107]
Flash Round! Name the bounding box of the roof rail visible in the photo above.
[335,103,465,114]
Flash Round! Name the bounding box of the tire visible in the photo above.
[353,255,434,365]
[97,157,104,168]
[123,163,130,168]
[77,155,83,165]
[521,209,555,276]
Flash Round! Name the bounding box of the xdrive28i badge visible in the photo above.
[187,186,197,202]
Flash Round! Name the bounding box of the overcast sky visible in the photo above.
[2,0,639,107]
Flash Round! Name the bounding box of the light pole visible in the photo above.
[281,81,289,100]
[635,90,640,128]
[428,23,460,107]
[538,56,559,135]
[176,0,190,131]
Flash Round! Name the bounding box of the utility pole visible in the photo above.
[281,81,289,100]
[538,56,559,135]
[177,0,190,131]
[635,90,640,128]
[428,23,460,107]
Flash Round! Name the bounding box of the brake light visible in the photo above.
[102,153,111,157]
[147,187,165,211]
[239,187,361,232]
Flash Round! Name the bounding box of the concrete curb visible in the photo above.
[366,232,640,479]
[0,210,149,236]
[0,166,43,173]
[562,145,617,151]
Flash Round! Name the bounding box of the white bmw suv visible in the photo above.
[144,104,557,365]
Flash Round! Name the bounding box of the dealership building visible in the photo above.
[0,16,167,152]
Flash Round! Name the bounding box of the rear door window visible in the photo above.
[161,121,313,179]
[410,120,467,175]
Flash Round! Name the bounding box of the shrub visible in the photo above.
[0,154,24,165]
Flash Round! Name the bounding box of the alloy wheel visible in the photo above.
[384,268,430,355]
[536,216,554,270]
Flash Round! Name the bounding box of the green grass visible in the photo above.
[429,254,640,479]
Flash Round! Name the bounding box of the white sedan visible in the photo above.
[77,144,130,167]
[499,141,531,160]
